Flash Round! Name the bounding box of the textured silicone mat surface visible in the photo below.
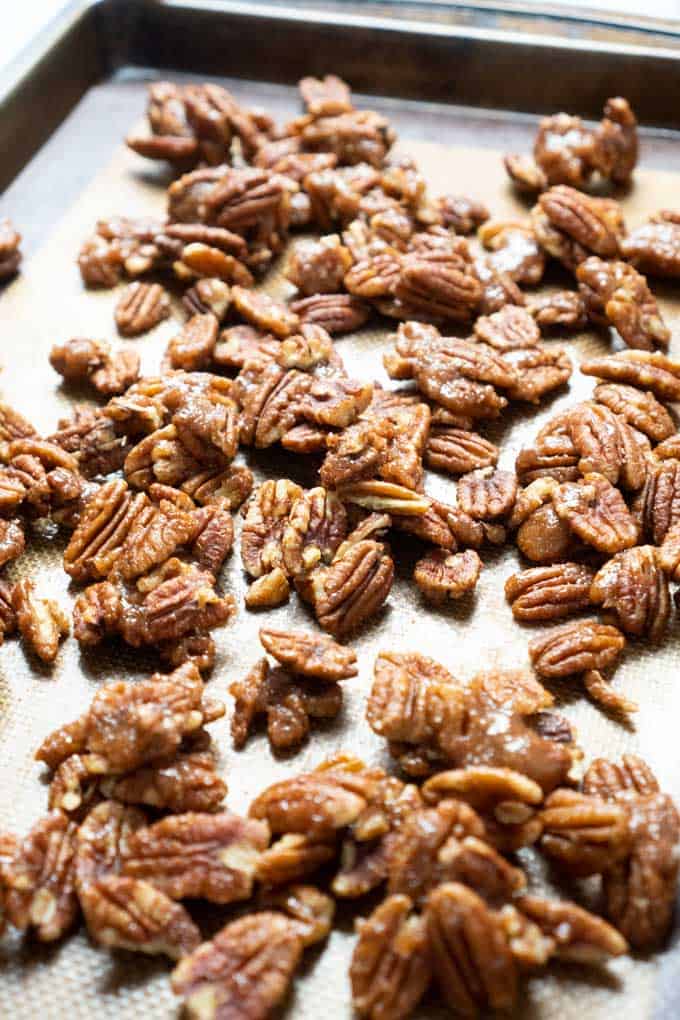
[0,74,679,1018]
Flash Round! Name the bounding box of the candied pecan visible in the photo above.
[0,517,24,568]
[231,285,299,339]
[435,193,489,233]
[81,874,200,958]
[527,289,588,330]
[505,563,594,622]
[599,781,680,948]
[621,212,680,278]
[78,234,125,287]
[539,788,631,876]
[189,502,234,574]
[0,401,36,440]
[4,811,79,941]
[564,400,648,490]
[516,895,627,963]
[285,234,352,296]
[49,337,109,381]
[581,349,680,402]
[296,537,394,637]
[122,811,269,903]
[516,435,580,488]
[117,498,198,581]
[425,427,498,476]
[0,217,22,278]
[182,463,253,510]
[414,548,482,605]
[296,108,394,167]
[502,346,572,404]
[590,545,670,641]
[422,766,544,852]
[48,755,99,816]
[280,486,347,577]
[532,111,600,188]
[114,281,170,337]
[389,248,483,324]
[35,714,89,770]
[70,662,223,772]
[74,801,146,892]
[259,627,357,680]
[553,473,639,553]
[241,478,303,579]
[368,652,575,792]
[583,668,638,715]
[533,186,624,268]
[321,390,430,491]
[529,620,625,679]
[213,325,279,371]
[72,580,122,646]
[638,459,680,546]
[174,242,253,287]
[426,883,518,1015]
[350,895,431,1020]
[300,73,353,116]
[257,833,336,886]
[245,569,291,610]
[474,305,540,351]
[387,801,523,904]
[337,480,429,516]
[258,884,334,947]
[458,469,517,521]
[64,478,148,581]
[290,292,370,334]
[584,753,660,799]
[0,833,19,935]
[594,382,674,442]
[478,221,546,285]
[250,771,365,838]
[345,250,402,299]
[166,313,219,370]
[182,277,231,321]
[172,911,303,1018]
[504,153,548,193]
[577,256,669,350]
[102,750,226,813]
[11,578,69,663]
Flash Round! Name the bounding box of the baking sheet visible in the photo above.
[0,74,680,1018]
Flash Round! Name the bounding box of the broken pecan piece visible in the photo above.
[350,895,431,1020]
[539,788,631,876]
[517,894,627,963]
[526,289,587,330]
[11,578,69,663]
[529,620,625,678]
[414,548,482,604]
[258,884,334,947]
[241,478,303,579]
[280,485,347,578]
[232,285,300,339]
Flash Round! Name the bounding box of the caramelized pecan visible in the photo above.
[414,548,482,604]
[590,545,670,641]
[529,620,625,678]
[577,256,669,350]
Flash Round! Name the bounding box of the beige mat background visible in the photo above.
[0,119,679,1018]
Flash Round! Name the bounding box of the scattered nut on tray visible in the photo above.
[1,72,680,1019]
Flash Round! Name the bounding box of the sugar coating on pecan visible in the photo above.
[580,349,680,402]
[474,304,540,350]
[425,427,499,477]
[553,473,639,554]
[577,256,669,350]
[259,627,357,680]
[527,289,588,330]
[590,545,670,641]
[532,186,624,268]
[529,620,625,679]
[11,578,69,663]
[478,222,546,286]
[620,212,680,278]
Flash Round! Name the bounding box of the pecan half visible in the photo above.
[80,874,200,958]
[259,627,357,680]
[620,212,680,278]
[121,811,269,903]
[425,427,498,476]
[290,292,370,334]
[245,569,291,610]
[232,286,300,339]
[639,459,680,546]
[426,883,518,1015]
[527,290,587,330]
[256,834,337,887]
[533,186,624,268]
[517,894,627,963]
[590,545,670,641]
[241,478,303,579]
[258,884,334,947]
[250,772,366,839]
[4,811,79,941]
[505,563,594,622]
[580,350,680,402]
[350,895,431,1020]
[280,486,347,578]
[553,473,639,554]
[172,911,303,1019]
[115,281,170,336]
[478,222,546,286]
[474,304,540,350]
[74,801,146,892]
[529,620,625,678]
[457,469,517,521]
[0,217,22,278]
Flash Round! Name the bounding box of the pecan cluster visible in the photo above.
[229,627,355,752]
[505,97,638,192]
